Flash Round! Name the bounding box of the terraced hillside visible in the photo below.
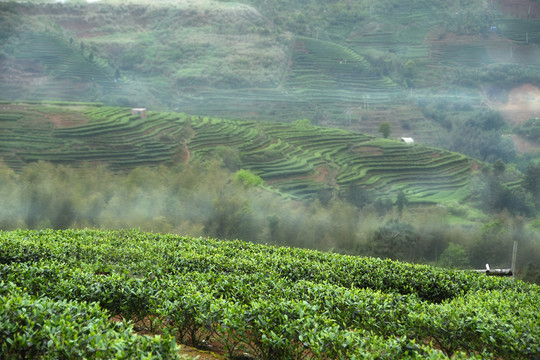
[0,32,119,101]
[0,102,480,204]
[4,0,540,148]
[285,37,403,105]
[171,36,406,126]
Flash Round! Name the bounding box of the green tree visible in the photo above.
[368,219,417,262]
[267,215,280,242]
[204,192,256,241]
[342,182,373,209]
[51,198,75,230]
[524,162,540,210]
[0,164,24,229]
[378,122,391,138]
[446,112,516,162]
[396,190,408,218]
[403,59,416,77]
[438,242,470,269]
[469,220,513,269]
[294,118,312,131]
[479,172,534,216]
[316,188,334,206]
[493,158,506,177]
[235,169,263,187]
[524,162,540,192]
[374,197,392,216]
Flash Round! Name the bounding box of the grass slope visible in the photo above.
[0,102,480,204]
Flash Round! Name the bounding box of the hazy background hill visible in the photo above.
[1,0,540,161]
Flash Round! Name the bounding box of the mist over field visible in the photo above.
[0,157,539,284]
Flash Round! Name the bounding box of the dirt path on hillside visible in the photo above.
[183,141,192,164]
[182,126,196,164]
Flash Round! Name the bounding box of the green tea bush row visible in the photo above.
[0,282,183,360]
[0,113,23,121]
[0,260,491,359]
[409,289,540,358]
[1,229,539,358]
[1,229,525,301]
[0,263,439,358]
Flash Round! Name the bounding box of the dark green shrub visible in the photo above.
[0,282,182,359]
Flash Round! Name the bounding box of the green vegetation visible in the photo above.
[0,103,484,204]
[235,169,263,187]
[1,156,539,283]
[378,121,392,138]
[0,0,536,162]
[0,283,182,359]
[1,228,539,359]
[1,105,538,274]
[515,118,540,142]
[1,1,539,357]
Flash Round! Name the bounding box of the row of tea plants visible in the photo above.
[1,229,538,359]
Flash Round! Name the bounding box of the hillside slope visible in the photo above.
[0,1,290,107]
[0,102,480,204]
[1,0,540,155]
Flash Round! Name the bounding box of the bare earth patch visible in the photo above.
[488,83,540,153]
[178,345,227,360]
[352,146,383,155]
[492,83,540,126]
[512,134,539,153]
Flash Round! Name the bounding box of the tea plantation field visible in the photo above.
[1,229,539,359]
[0,102,478,204]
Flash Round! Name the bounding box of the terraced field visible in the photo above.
[173,36,407,124]
[3,0,540,135]
[497,19,540,45]
[0,102,479,204]
[284,37,404,111]
[430,43,494,68]
[2,33,118,102]
[0,103,188,172]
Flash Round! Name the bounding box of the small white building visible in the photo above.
[400,137,414,144]
[131,108,147,118]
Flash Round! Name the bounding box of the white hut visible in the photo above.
[400,137,414,143]
[131,108,147,118]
